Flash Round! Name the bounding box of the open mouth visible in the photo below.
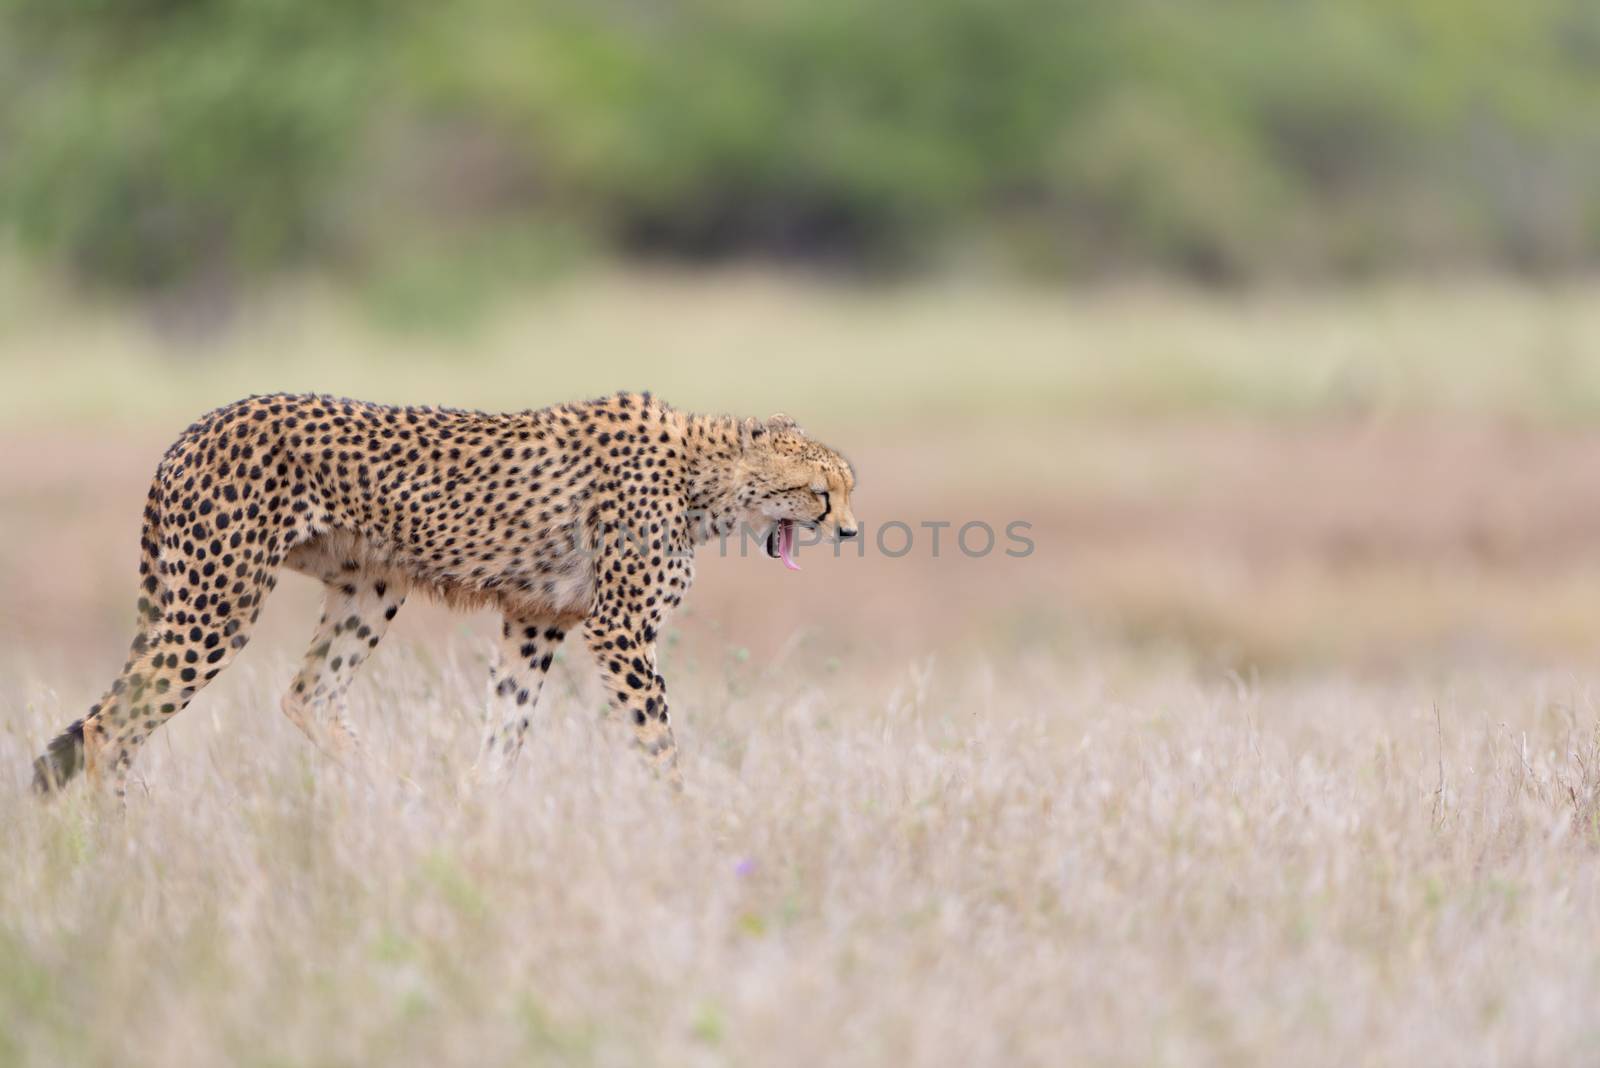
[765,519,801,571]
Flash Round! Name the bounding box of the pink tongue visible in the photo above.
[779,521,801,571]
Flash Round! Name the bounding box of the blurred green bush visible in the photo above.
[1,0,1597,293]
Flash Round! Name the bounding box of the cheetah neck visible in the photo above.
[675,410,753,542]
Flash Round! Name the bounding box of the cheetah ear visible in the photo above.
[766,413,801,435]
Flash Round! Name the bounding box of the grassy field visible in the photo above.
[5,650,1600,1066]
[6,270,1600,428]
[5,274,1600,1065]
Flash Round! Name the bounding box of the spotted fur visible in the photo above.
[32,391,858,797]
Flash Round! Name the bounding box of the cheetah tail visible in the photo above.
[135,480,165,628]
[31,719,86,795]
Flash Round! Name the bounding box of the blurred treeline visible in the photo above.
[2,0,1598,296]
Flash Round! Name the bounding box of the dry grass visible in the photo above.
[4,645,1600,1066]
[6,271,1600,430]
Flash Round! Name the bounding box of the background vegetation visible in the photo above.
[3,0,1599,298]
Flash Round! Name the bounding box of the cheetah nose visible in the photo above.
[838,526,858,539]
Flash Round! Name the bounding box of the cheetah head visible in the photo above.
[738,414,858,571]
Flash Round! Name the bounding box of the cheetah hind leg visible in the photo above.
[476,613,572,779]
[280,567,408,768]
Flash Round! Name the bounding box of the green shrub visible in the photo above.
[1,0,1597,293]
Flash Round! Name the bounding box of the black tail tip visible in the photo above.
[32,719,85,795]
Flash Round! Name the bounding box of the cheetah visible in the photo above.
[32,391,858,797]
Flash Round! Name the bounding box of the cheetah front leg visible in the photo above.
[583,618,680,788]
[478,614,571,774]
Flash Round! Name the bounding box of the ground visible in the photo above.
[3,273,1600,1065]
